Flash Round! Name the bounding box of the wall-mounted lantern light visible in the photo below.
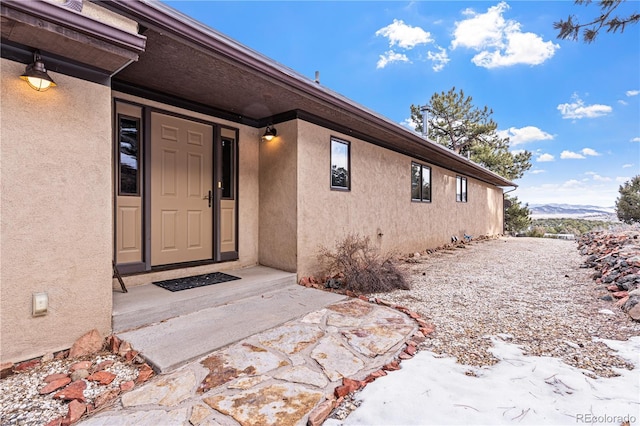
[20,50,56,91]
[262,125,277,141]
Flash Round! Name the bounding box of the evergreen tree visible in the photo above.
[410,87,532,181]
[504,195,531,235]
[615,175,640,224]
[554,0,639,43]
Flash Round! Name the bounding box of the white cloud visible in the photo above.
[497,126,553,146]
[557,94,612,119]
[585,171,611,182]
[427,46,450,72]
[530,169,546,174]
[376,19,433,49]
[560,150,585,159]
[516,180,619,206]
[616,176,631,183]
[376,51,410,69]
[622,164,634,168]
[400,117,420,132]
[581,148,601,156]
[626,90,640,97]
[561,179,582,189]
[632,137,640,142]
[536,153,554,162]
[618,100,628,106]
[451,2,558,69]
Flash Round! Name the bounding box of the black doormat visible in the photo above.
[153,272,241,292]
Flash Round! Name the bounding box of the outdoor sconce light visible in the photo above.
[262,125,277,141]
[20,50,56,91]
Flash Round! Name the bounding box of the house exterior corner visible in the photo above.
[0,58,113,362]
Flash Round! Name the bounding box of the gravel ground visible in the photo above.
[0,353,138,426]
[374,236,640,378]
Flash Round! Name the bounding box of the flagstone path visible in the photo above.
[79,298,417,426]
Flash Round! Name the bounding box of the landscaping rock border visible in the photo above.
[1,330,153,426]
[578,230,640,321]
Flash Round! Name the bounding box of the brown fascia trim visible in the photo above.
[2,0,146,54]
[267,110,516,189]
[105,0,515,188]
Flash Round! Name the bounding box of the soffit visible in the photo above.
[0,0,146,74]
[106,1,516,188]
[114,28,513,187]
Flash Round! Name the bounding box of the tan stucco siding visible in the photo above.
[296,120,504,277]
[1,59,113,363]
[111,92,261,287]
[258,120,298,272]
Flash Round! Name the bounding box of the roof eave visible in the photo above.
[105,0,516,188]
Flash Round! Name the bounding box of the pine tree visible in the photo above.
[410,87,532,181]
[554,0,639,43]
[504,195,531,235]
[615,175,640,224]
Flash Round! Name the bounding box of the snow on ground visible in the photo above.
[326,336,640,426]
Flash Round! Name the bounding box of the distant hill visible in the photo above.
[529,203,617,220]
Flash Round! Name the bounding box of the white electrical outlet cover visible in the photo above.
[33,292,48,316]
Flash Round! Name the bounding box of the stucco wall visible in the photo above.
[258,120,298,272]
[296,120,504,277]
[110,92,261,287]
[0,59,113,363]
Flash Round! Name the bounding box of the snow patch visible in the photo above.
[327,336,640,425]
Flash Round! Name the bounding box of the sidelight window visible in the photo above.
[118,115,140,196]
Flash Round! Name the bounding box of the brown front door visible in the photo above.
[150,112,213,266]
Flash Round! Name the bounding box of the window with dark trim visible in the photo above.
[456,176,468,202]
[330,137,350,190]
[221,137,235,199]
[118,115,140,196]
[411,162,431,202]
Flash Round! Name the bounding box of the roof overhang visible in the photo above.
[4,0,516,189]
[1,0,146,75]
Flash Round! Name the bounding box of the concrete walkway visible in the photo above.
[80,298,417,426]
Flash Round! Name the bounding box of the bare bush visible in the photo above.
[318,234,410,293]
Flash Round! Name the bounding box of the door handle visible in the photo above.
[203,190,212,207]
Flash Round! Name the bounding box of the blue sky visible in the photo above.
[165,0,639,207]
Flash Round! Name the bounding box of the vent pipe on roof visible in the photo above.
[420,105,428,138]
[314,71,320,84]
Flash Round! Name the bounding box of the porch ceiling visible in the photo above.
[1,0,146,75]
[107,1,515,188]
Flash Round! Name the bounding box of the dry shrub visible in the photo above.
[318,234,410,293]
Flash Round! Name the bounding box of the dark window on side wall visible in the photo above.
[456,176,467,202]
[221,138,235,199]
[118,115,140,196]
[411,162,431,202]
[331,138,350,190]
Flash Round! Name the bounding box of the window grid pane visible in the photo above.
[331,138,350,190]
[421,165,431,202]
[456,176,467,203]
[221,138,234,199]
[462,177,467,202]
[118,115,140,196]
[411,163,421,200]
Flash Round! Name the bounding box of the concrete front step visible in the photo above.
[112,266,298,333]
[116,284,346,372]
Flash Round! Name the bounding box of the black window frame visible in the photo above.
[411,162,432,202]
[330,137,351,191]
[117,114,141,196]
[220,137,236,200]
[456,176,468,203]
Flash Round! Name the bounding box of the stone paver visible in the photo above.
[79,298,418,426]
